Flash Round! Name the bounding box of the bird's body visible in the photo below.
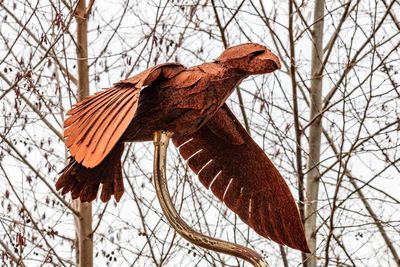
[57,43,310,252]
[122,62,246,141]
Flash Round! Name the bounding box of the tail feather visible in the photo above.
[56,143,125,202]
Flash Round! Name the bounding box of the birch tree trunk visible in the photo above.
[304,0,325,266]
[74,0,93,266]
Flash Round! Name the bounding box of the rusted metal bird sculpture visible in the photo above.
[57,43,309,256]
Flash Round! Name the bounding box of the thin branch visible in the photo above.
[322,128,400,266]
[0,238,26,267]
[0,132,79,216]
[1,166,68,267]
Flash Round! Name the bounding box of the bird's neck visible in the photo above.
[219,58,249,75]
[214,67,248,105]
[196,61,248,104]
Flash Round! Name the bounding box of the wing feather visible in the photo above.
[64,88,120,129]
[65,89,128,146]
[65,89,117,118]
[82,90,139,167]
[64,62,185,168]
[71,89,138,166]
[73,89,133,148]
[173,104,309,252]
[67,89,133,157]
[63,86,139,168]
[103,93,140,154]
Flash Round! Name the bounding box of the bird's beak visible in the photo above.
[255,50,282,70]
[247,49,281,74]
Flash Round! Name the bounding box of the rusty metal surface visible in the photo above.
[173,104,309,252]
[56,43,309,252]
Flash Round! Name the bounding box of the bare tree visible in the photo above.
[0,1,399,266]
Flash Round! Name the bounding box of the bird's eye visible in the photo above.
[249,50,264,59]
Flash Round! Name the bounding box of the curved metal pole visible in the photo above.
[153,131,268,267]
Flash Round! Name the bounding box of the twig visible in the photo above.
[322,128,400,266]
[0,238,26,267]
[0,132,79,216]
[1,166,68,267]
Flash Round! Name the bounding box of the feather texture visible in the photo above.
[173,104,309,252]
[58,63,185,202]
[63,63,185,168]
[56,143,124,202]
[57,44,309,253]
[64,87,139,168]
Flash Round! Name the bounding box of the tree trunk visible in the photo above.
[304,0,325,266]
[74,0,93,266]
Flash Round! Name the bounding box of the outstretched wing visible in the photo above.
[173,104,309,252]
[64,63,184,168]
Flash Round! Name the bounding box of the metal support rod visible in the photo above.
[152,130,268,267]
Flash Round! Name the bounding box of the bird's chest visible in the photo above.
[162,79,239,136]
[156,67,244,136]
[168,77,238,112]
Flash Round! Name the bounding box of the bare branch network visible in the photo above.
[0,0,399,266]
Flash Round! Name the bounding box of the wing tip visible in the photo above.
[288,236,310,253]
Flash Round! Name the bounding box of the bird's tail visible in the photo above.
[56,143,125,202]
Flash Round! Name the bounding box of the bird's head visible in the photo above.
[216,43,281,75]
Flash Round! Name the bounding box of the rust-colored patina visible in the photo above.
[57,43,309,252]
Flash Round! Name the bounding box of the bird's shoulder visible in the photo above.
[196,62,225,77]
[116,62,185,89]
[161,62,225,90]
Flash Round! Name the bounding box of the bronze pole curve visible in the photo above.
[153,130,268,267]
